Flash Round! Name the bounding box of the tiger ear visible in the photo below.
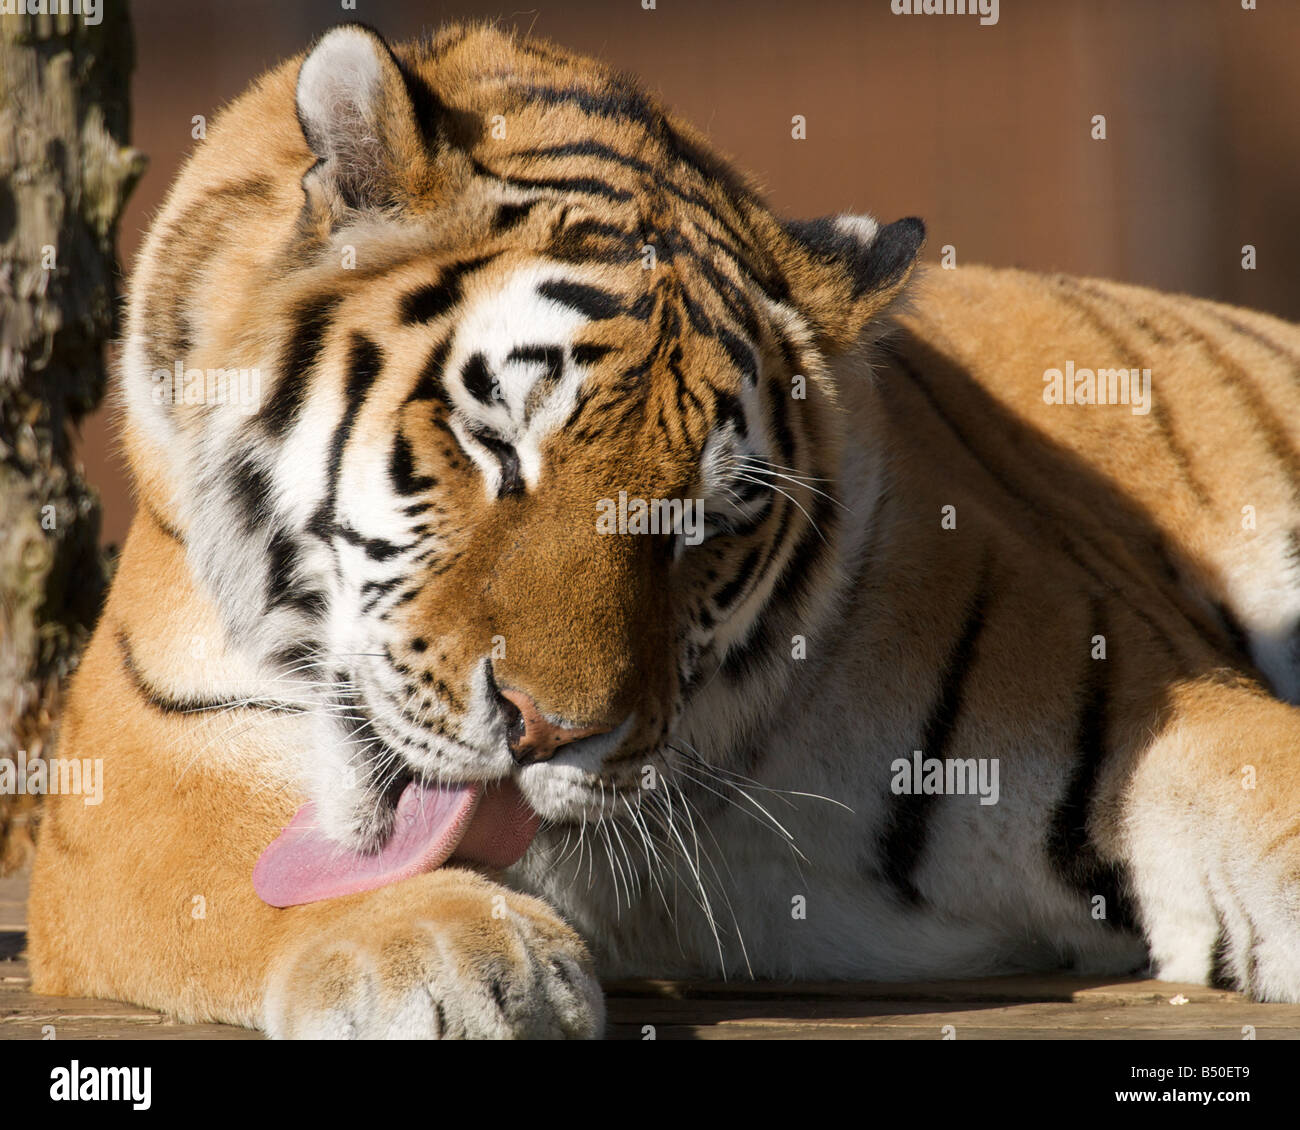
[778,214,926,353]
[295,23,432,215]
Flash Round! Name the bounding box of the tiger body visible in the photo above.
[25,23,1300,1036]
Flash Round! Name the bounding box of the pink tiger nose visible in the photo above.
[496,688,613,765]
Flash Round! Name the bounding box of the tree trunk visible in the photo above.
[0,4,143,872]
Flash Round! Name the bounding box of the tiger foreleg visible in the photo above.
[1124,677,1300,1001]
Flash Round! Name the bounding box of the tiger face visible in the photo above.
[125,24,924,847]
[318,231,789,828]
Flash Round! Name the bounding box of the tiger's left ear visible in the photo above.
[777,214,926,354]
[295,23,434,218]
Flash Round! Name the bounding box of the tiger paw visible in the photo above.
[262,871,604,1039]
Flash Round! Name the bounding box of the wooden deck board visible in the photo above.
[5,870,1299,1040]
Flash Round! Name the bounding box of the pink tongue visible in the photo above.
[253,778,540,908]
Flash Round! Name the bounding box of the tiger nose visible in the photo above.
[494,686,614,765]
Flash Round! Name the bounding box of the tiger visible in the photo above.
[22,20,1300,1039]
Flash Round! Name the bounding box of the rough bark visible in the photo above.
[0,4,143,872]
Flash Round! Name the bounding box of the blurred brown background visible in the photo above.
[82,0,1300,546]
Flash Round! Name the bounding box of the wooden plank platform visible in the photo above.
[4,870,1299,1040]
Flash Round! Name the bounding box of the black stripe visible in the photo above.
[266,527,298,608]
[1052,279,1212,507]
[228,454,272,534]
[771,499,837,610]
[361,575,406,614]
[316,520,404,562]
[468,427,522,497]
[265,524,327,618]
[389,431,436,495]
[549,219,643,263]
[491,199,540,233]
[262,293,342,434]
[683,292,714,336]
[678,379,708,435]
[474,159,633,203]
[117,630,299,716]
[514,82,663,128]
[1143,533,1263,678]
[307,334,386,548]
[406,340,451,405]
[1044,601,1138,932]
[668,342,695,431]
[323,333,385,504]
[717,492,831,684]
[1200,306,1300,382]
[1074,280,1171,346]
[672,189,788,307]
[533,278,624,322]
[502,93,763,240]
[659,117,763,207]
[506,344,565,391]
[692,252,761,340]
[1156,301,1300,488]
[717,494,795,684]
[572,343,615,367]
[511,36,572,67]
[402,284,458,325]
[151,177,275,360]
[400,256,493,325]
[507,344,559,365]
[537,278,624,321]
[145,504,184,544]
[715,616,774,685]
[714,391,746,439]
[765,378,796,465]
[877,570,989,907]
[772,326,802,377]
[562,217,640,244]
[509,139,655,175]
[712,550,760,611]
[1208,905,1236,990]
[461,352,497,404]
[343,333,384,405]
[623,293,652,322]
[717,326,758,386]
[888,346,1198,674]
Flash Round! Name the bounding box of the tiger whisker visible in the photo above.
[731,472,828,542]
[731,458,850,512]
[674,785,753,977]
[673,740,855,813]
[734,454,835,483]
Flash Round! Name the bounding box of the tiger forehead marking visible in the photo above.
[434,262,625,491]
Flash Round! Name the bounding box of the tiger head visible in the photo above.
[123,23,923,846]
